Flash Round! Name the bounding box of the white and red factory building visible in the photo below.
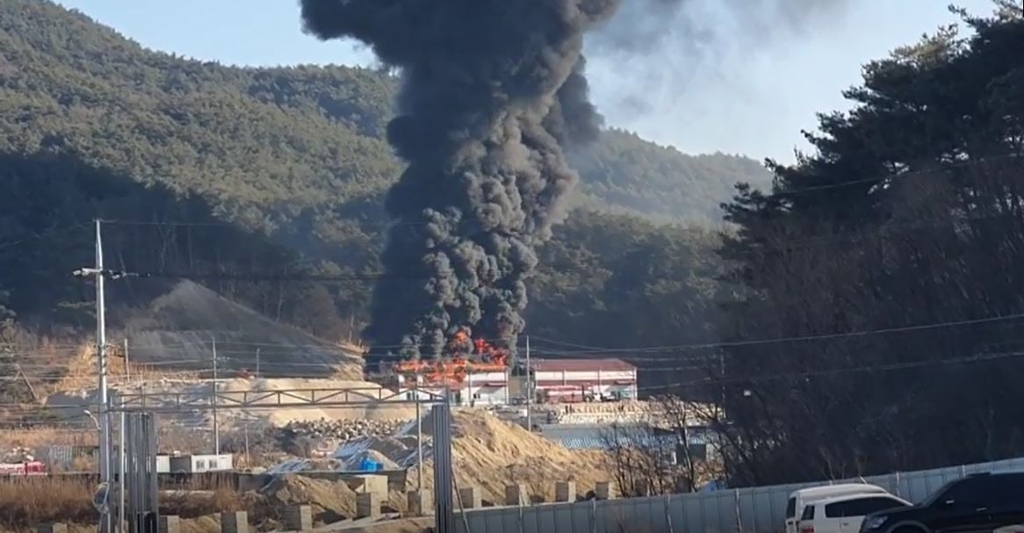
[525,358,638,403]
[388,357,639,406]
[394,369,512,406]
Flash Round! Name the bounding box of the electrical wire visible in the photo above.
[4,309,1023,358]
[96,152,1023,233]
[2,348,1019,407]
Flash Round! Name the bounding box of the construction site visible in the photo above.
[0,281,681,533]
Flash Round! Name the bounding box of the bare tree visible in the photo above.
[601,398,725,495]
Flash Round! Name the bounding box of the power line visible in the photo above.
[3,309,1024,363]
[635,349,1024,393]
[81,206,1024,290]
[124,271,409,282]
[0,223,88,251]
[769,152,1021,196]
[525,311,1024,356]
[2,349,1021,428]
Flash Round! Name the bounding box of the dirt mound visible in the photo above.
[124,280,363,379]
[452,410,610,501]
[401,409,611,504]
[259,474,357,520]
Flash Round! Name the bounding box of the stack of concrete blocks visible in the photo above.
[351,474,389,499]
[406,489,431,516]
[37,524,67,533]
[221,511,249,533]
[505,483,528,506]
[351,474,389,519]
[457,486,482,509]
[555,481,577,502]
[356,493,381,519]
[283,505,313,531]
[158,515,181,533]
[595,481,615,500]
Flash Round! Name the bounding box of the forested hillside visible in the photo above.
[0,0,748,357]
[712,3,1024,485]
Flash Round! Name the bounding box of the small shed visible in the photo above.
[168,454,233,473]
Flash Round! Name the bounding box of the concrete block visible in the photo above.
[504,483,527,506]
[158,515,181,533]
[237,473,265,492]
[37,524,68,533]
[283,505,313,531]
[555,481,576,502]
[407,490,431,516]
[220,511,249,533]
[595,481,615,500]
[458,486,482,509]
[351,474,389,499]
[356,492,381,519]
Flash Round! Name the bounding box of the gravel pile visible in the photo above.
[279,418,410,442]
[0,447,34,462]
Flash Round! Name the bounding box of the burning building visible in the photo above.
[388,327,511,406]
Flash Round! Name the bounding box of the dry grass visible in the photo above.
[2,427,97,448]
[0,477,245,532]
[0,477,97,530]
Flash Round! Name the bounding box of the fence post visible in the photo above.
[735,489,743,533]
[751,488,760,533]
[664,493,675,533]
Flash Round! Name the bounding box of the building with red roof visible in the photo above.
[521,358,638,403]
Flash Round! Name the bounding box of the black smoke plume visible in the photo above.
[300,0,618,359]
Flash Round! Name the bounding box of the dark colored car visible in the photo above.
[860,472,1024,533]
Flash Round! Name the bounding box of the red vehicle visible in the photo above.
[0,461,47,476]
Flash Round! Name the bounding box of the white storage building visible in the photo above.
[168,453,233,473]
[396,370,510,406]
[528,358,638,402]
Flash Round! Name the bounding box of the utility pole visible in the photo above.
[212,337,220,455]
[415,371,424,496]
[525,335,532,432]
[123,338,130,384]
[73,220,112,533]
[719,351,726,408]
[118,409,125,533]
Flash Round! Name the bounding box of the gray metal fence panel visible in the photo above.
[452,455,1024,533]
[35,445,75,470]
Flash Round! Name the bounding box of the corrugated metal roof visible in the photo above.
[530,358,636,372]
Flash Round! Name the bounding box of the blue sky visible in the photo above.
[55,0,995,163]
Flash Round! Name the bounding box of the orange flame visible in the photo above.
[394,326,509,384]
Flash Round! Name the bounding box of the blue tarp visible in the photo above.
[357,457,383,472]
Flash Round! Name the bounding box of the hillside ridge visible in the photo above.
[0,0,751,391]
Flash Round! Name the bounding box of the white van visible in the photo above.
[785,484,888,533]
[797,492,910,533]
